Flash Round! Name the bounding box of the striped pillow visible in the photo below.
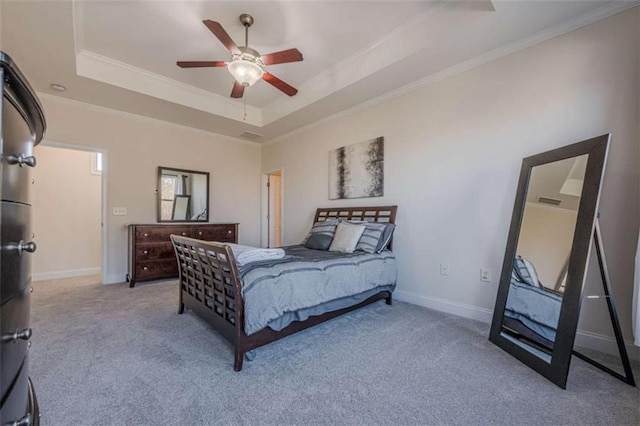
[303,219,339,243]
[514,256,543,288]
[348,221,389,254]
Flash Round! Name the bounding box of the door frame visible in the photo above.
[40,140,109,285]
[261,168,284,248]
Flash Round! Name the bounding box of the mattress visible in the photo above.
[238,245,397,335]
[504,278,562,342]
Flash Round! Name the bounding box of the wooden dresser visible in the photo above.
[1,52,42,426]
[127,223,238,287]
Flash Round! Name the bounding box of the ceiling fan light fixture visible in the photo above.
[228,59,263,87]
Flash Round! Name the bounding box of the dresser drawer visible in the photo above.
[1,285,31,398]
[2,95,36,205]
[195,225,236,243]
[136,259,178,281]
[135,226,190,243]
[0,358,29,426]
[135,243,174,261]
[1,202,33,302]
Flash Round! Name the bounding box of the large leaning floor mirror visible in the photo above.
[489,134,636,389]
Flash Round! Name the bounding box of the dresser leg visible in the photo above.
[129,279,136,288]
[178,302,185,314]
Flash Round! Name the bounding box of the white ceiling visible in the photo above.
[1,0,634,143]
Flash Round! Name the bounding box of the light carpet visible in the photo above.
[29,276,639,425]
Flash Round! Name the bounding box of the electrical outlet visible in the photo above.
[481,268,492,283]
[113,207,127,216]
[440,263,450,276]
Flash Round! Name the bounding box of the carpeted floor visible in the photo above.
[30,276,639,425]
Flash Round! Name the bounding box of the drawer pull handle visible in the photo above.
[8,413,32,426]
[143,266,148,271]
[7,154,36,168]
[143,250,148,255]
[143,233,148,237]
[198,231,203,236]
[181,232,187,236]
[3,327,32,342]
[228,230,232,234]
[12,240,37,255]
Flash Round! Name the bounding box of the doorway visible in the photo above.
[32,141,107,284]
[261,169,283,248]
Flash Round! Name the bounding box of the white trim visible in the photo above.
[394,289,494,323]
[395,289,639,361]
[36,92,262,148]
[263,1,640,146]
[75,50,262,126]
[105,274,126,285]
[33,267,101,282]
[261,168,285,248]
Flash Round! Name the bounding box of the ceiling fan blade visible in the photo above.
[176,61,226,68]
[203,20,240,55]
[262,72,298,96]
[260,48,303,66]
[230,81,245,98]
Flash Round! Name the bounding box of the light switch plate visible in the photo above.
[113,207,127,216]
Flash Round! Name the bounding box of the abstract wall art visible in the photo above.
[329,136,384,200]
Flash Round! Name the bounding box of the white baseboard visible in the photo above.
[33,267,101,282]
[104,273,127,285]
[394,289,639,361]
[394,289,494,323]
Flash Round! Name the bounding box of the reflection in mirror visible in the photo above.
[500,154,588,362]
[172,195,191,220]
[158,167,209,222]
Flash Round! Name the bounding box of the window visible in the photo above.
[160,174,177,220]
[91,152,103,175]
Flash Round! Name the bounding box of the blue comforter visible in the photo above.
[238,245,397,335]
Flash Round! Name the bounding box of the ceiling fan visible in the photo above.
[177,14,303,99]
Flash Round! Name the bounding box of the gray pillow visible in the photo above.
[303,219,339,243]
[514,256,542,288]
[348,221,396,253]
[349,221,386,253]
[375,223,396,253]
[304,233,333,250]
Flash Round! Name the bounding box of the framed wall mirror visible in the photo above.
[157,167,209,222]
[489,134,613,389]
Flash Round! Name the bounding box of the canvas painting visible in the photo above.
[329,137,384,200]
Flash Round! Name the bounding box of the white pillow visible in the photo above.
[329,222,366,253]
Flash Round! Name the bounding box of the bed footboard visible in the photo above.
[171,235,247,371]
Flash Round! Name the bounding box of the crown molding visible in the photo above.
[37,92,261,148]
[263,2,639,146]
[75,50,262,126]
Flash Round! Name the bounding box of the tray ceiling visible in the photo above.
[0,0,632,142]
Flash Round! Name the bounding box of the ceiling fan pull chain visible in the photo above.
[243,94,247,121]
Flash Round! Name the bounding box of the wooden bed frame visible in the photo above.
[170,205,397,371]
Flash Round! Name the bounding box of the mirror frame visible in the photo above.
[489,134,610,389]
[157,166,210,223]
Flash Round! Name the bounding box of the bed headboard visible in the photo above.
[314,205,397,224]
[313,205,398,250]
